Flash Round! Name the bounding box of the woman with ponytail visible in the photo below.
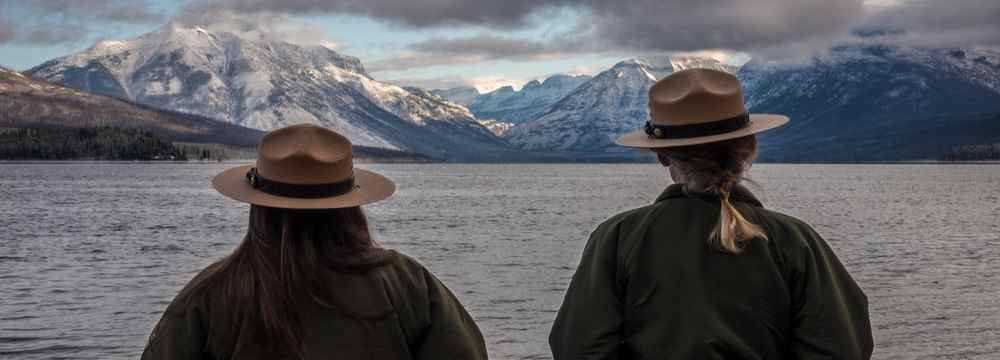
[142,124,487,359]
[550,69,872,359]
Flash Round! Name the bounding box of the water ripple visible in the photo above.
[1,163,998,359]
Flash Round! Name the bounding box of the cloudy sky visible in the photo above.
[0,0,997,91]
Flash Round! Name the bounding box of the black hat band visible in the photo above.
[644,112,750,139]
[246,167,356,199]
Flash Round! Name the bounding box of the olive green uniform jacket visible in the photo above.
[142,250,487,360]
[550,184,873,359]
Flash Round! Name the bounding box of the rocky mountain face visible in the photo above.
[476,119,515,136]
[740,44,1000,161]
[429,86,479,107]
[503,56,734,151]
[0,66,263,147]
[464,74,592,124]
[26,23,509,161]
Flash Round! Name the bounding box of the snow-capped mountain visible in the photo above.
[0,65,263,147]
[740,43,1000,161]
[26,23,508,160]
[429,86,479,107]
[465,74,592,125]
[503,56,735,150]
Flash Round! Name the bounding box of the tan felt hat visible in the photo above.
[212,124,395,209]
[615,68,789,148]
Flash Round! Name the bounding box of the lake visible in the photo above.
[1,163,998,359]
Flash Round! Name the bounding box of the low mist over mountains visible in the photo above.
[26,23,509,161]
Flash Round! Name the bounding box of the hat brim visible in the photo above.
[212,164,395,209]
[614,114,789,149]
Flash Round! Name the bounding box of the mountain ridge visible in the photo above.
[1,65,263,147]
[467,74,592,125]
[740,43,1000,161]
[26,23,510,161]
[503,56,735,151]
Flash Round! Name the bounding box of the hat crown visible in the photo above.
[649,68,747,125]
[256,124,354,185]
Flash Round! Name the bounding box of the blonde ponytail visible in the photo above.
[709,183,767,254]
[654,135,767,254]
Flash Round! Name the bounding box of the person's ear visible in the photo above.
[656,152,671,167]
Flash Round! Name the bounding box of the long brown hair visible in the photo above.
[148,205,385,359]
[654,135,767,253]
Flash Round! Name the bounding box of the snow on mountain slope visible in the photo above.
[466,74,591,125]
[27,23,506,159]
[503,56,734,150]
[477,119,515,136]
[0,65,264,147]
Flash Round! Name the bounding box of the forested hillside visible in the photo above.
[0,127,186,160]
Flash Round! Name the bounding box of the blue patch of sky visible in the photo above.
[0,0,183,70]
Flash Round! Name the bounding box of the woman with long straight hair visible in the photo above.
[142,124,487,359]
[550,69,873,359]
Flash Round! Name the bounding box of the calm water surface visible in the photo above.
[1,163,998,359]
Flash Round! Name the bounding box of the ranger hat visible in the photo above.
[615,68,788,148]
[212,124,394,209]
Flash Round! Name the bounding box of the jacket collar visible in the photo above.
[655,183,764,208]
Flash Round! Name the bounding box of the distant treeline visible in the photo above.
[353,145,435,163]
[175,142,256,161]
[0,127,187,160]
[941,143,1000,161]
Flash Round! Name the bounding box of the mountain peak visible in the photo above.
[465,73,591,125]
[502,54,735,151]
[26,25,508,160]
[522,79,543,89]
[612,58,644,68]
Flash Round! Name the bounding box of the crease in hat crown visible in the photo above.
[614,67,789,149]
[648,68,747,125]
[255,124,354,185]
[211,123,396,209]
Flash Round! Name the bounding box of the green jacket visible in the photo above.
[551,184,873,359]
[142,250,487,360]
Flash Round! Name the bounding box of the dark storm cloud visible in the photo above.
[0,0,162,45]
[409,34,586,60]
[19,24,89,45]
[188,0,864,52]
[584,0,863,51]
[26,0,164,24]
[185,0,561,29]
[0,18,14,43]
[863,0,1000,47]
[0,15,87,46]
[366,52,488,73]
[364,33,598,72]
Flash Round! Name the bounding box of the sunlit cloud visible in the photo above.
[386,74,530,92]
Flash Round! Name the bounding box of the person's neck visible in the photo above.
[668,166,710,192]
[679,182,711,193]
